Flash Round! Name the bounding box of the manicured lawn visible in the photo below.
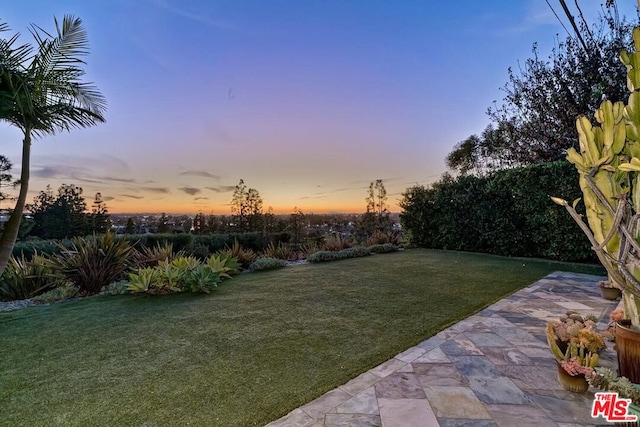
[0,249,604,426]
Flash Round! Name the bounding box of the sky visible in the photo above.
[1,0,639,214]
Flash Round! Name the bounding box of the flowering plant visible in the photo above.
[549,311,606,353]
[546,311,606,377]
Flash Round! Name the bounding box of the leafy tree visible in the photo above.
[0,16,106,274]
[447,6,637,172]
[0,155,15,210]
[288,207,306,243]
[28,184,88,239]
[193,211,206,234]
[125,217,136,234]
[157,213,169,233]
[246,188,263,232]
[366,179,388,216]
[263,206,279,234]
[230,179,264,233]
[356,179,392,240]
[230,179,248,232]
[89,192,110,234]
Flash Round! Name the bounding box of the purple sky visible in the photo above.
[2,0,638,213]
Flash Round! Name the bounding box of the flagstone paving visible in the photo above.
[265,272,623,426]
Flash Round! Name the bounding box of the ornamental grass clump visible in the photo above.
[40,233,134,296]
[0,254,60,301]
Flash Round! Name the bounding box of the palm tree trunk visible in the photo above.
[0,130,31,275]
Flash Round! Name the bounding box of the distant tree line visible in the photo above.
[24,184,110,239]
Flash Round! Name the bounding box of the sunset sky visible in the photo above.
[2,1,638,214]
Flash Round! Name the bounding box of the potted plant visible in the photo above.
[546,312,606,392]
[599,280,623,301]
[552,26,640,384]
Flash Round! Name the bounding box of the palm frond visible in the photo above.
[0,14,106,135]
[29,15,89,76]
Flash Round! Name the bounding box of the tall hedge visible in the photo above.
[400,161,595,262]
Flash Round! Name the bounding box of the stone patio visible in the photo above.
[265,271,621,426]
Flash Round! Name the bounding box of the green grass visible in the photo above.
[0,249,604,426]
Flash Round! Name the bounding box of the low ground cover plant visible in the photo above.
[307,246,371,263]
[367,243,400,254]
[249,257,288,272]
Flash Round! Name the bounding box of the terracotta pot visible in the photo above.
[616,320,640,384]
[600,286,622,300]
[556,362,589,393]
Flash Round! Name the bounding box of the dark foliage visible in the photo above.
[400,162,596,262]
[448,9,639,173]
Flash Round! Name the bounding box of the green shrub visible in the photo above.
[399,161,596,262]
[249,257,288,272]
[0,255,61,301]
[41,233,134,295]
[102,280,129,295]
[188,242,211,260]
[340,246,372,258]
[307,247,371,263]
[11,238,73,260]
[368,243,400,254]
[32,283,79,304]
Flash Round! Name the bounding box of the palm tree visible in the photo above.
[0,15,106,274]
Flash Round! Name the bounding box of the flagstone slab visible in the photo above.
[484,403,557,427]
[437,419,498,427]
[439,338,483,356]
[374,372,426,399]
[378,398,439,427]
[300,389,352,420]
[451,356,501,378]
[423,386,491,419]
[324,413,382,427]
[394,346,426,363]
[413,362,467,387]
[335,387,378,415]
[496,364,563,391]
[417,335,446,352]
[368,358,407,378]
[526,389,598,425]
[413,347,451,364]
[479,316,515,328]
[464,332,512,348]
[467,376,531,405]
[554,301,594,310]
[264,408,316,427]
[339,372,381,396]
[480,346,532,366]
